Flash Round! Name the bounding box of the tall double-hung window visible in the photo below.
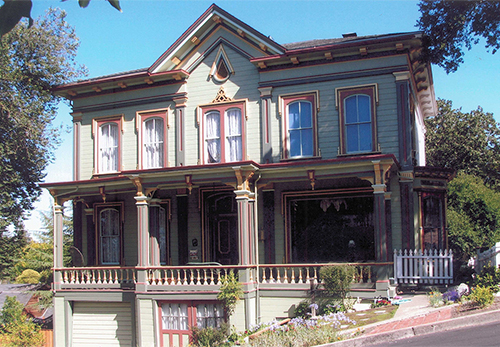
[281,93,318,159]
[95,202,123,265]
[338,85,377,154]
[202,103,244,164]
[99,122,119,173]
[138,110,168,169]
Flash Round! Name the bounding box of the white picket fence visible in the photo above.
[394,249,453,285]
[475,242,500,273]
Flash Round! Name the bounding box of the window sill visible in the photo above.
[280,155,322,163]
[337,151,381,158]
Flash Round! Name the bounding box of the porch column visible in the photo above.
[400,171,415,250]
[372,185,387,262]
[234,189,257,329]
[85,208,95,266]
[53,204,64,290]
[135,195,150,291]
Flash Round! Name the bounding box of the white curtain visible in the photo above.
[226,108,242,162]
[205,112,221,163]
[99,123,118,172]
[196,303,224,328]
[162,303,188,330]
[143,118,164,168]
[100,209,120,264]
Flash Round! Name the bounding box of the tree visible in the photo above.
[446,173,500,262]
[0,8,85,232]
[0,0,122,37]
[0,231,26,281]
[417,0,500,73]
[0,296,44,347]
[425,99,500,190]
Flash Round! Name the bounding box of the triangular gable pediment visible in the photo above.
[149,4,285,74]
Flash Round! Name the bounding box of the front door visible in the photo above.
[205,192,238,265]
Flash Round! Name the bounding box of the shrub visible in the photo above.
[320,265,354,300]
[469,286,494,308]
[0,297,44,347]
[190,323,231,347]
[474,264,500,292]
[15,269,41,284]
[217,272,243,318]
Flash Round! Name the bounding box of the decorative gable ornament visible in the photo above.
[209,45,235,82]
[211,87,232,103]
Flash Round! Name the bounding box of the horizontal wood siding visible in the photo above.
[137,299,156,347]
[72,302,133,346]
[123,194,138,266]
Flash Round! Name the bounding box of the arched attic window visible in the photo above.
[209,45,234,83]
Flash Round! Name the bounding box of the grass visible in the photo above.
[343,304,398,328]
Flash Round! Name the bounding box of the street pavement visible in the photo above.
[318,292,500,347]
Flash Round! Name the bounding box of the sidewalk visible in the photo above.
[320,292,500,347]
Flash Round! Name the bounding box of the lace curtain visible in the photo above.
[100,209,120,264]
[226,108,242,162]
[206,112,221,163]
[143,118,164,168]
[161,303,188,330]
[99,123,119,172]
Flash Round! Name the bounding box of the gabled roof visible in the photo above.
[149,3,285,73]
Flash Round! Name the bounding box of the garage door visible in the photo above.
[72,302,133,347]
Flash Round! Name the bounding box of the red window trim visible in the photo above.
[93,202,124,266]
[338,86,377,155]
[281,93,318,159]
[93,116,123,175]
[200,101,246,164]
[158,300,226,347]
[137,110,168,169]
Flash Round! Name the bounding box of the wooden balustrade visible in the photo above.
[59,267,137,285]
[147,266,248,286]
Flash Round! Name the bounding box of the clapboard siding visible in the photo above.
[72,302,133,347]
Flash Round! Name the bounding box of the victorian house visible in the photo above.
[43,4,452,346]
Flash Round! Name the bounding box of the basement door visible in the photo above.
[71,302,133,346]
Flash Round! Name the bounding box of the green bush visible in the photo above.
[190,323,231,347]
[474,265,500,292]
[320,265,354,299]
[217,272,243,318]
[469,286,494,308]
[0,297,44,347]
[15,269,41,284]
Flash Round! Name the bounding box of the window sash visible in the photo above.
[225,108,242,162]
[100,209,120,264]
[287,100,313,158]
[205,111,221,163]
[143,118,164,169]
[99,123,119,173]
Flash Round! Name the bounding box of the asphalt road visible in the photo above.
[366,321,500,347]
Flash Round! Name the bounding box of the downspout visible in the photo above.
[254,173,262,324]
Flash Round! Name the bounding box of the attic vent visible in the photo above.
[209,45,235,83]
[342,32,357,38]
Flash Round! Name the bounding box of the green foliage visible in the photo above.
[217,272,243,318]
[468,285,494,308]
[446,173,500,262]
[14,269,40,284]
[0,0,121,37]
[425,99,500,189]
[0,8,85,231]
[474,265,500,293]
[190,323,232,347]
[320,265,354,300]
[0,231,27,281]
[417,0,500,73]
[0,297,44,347]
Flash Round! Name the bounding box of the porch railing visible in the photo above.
[393,249,453,285]
[59,267,137,286]
[147,265,251,286]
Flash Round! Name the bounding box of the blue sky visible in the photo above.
[24,0,500,233]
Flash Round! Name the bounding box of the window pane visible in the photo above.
[300,102,312,128]
[289,129,300,157]
[301,129,313,156]
[345,96,357,124]
[162,303,188,331]
[359,123,372,151]
[99,123,119,172]
[357,95,371,122]
[144,118,164,168]
[226,109,242,162]
[288,102,300,129]
[346,124,359,153]
[206,112,221,163]
[159,207,167,264]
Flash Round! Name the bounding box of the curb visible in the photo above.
[317,309,500,347]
